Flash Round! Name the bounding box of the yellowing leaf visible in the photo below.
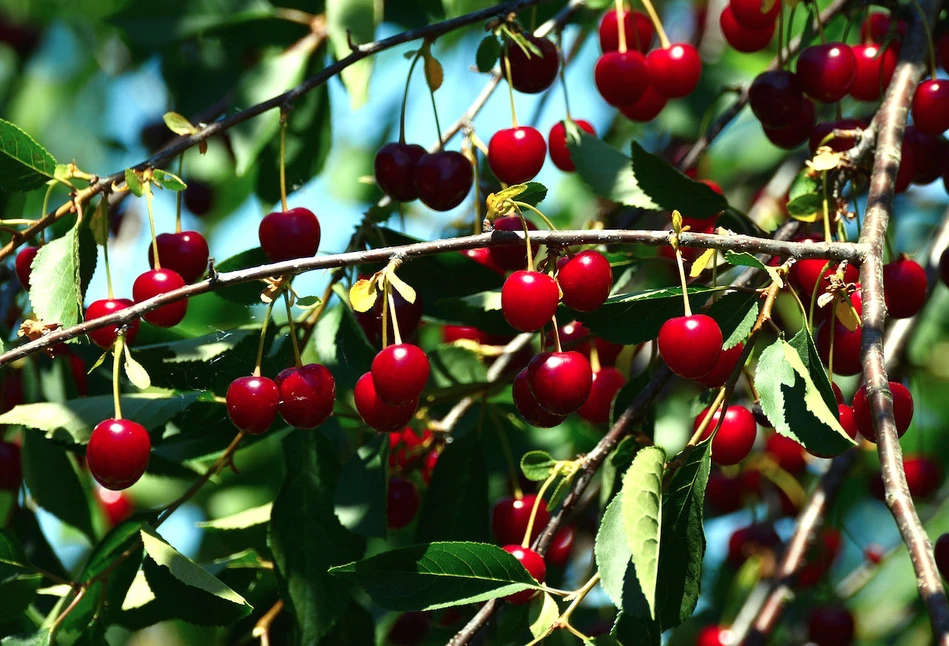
[689,248,716,277]
[809,150,842,172]
[423,51,443,92]
[836,297,860,331]
[124,345,151,390]
[163,112,196,136]
[386,270,417,304]
[350,279,378,312]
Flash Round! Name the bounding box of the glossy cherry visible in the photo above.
[501,271,560,332]
[548,119,596,172]
[488,126,547,185]
[730,0,780,27]
[796,43,857,103]
[463,247,505,275]
[526,351,593,416]
[502,545,546,604]
[183,180,214,216]
[749,70,804,129]
[258,207,321,262]
[86,418,151,490]
[763,98,815,150]
[792,259,859,300]
[226,375,280,434]
[371,343,430,406]
[809,118,866,153]
[353,372,417,433]
[387,476,420,529]
[489,215,539,271]
[133,268,188,327]
[808,606,855,646]
[0,442,21,491]
[619,84,668,121]
[905,125,947,184]
[935,533,949,579]
[728,524,781,566]
[275,363,336,429]
[148,231,209,284]
[695,404,758,466]
[912,80,949,136]
[765,433,807,475]
[720,6,775,53]
[492,494,551,546]
[647,44,701,98]
[838,404,859,441]
[695,342,744,389]
[850,44,897,101]
[504,34,559,94]
[413,151,473,211]
[883,256,927,319]
[594,50,648,106]
[658,314,723,380]
[374,142,426,202]
[598,9,654,53]
[816,318,863,376]
[557,250,612,312]
[578,367,626,424]
[546,525,576,567]
[513,369,567,428]
[852,381,913,441]
[85,299,140,349]
[15,246,38,290]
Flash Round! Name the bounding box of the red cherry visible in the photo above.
[809,118,866,153]
[371,344,430,406]
[599,9,654,54]
[706,471,745,515]
[133,268,188,327]
[832,381,844,404]
[695,342,744,389]
[797,528,842,587]
[850,44,897,101]
[513,369,567,428]
[354,372,417,433]
[912,80,949,136]
[852,381,913,441]
[0,442,21,492]
[504,35,559,94]
[374,142,426,202]
[594,50,648,106]
[749,70,804,129]
[443,325,492,345]
[492,494,551,546]
[548,119,596,172]
[935,533,949,579]
[883,256,927,319]
[658,314,723,380]
[275,363,336,429]
[501,545,546,604]
[557,250,612,312]
[941,247,949,287]
[730,0,780,27]
[896,136,917,192]
[388,427,432,471]
[387,476,420,529]
[904,456,944,499]
[421,449,439,483]
[387,611,431,646]
[593,337,624,367]
[258,207,321,262]
[808,606,855,646]
[763,98,815,149]
[861,12,900,45]
[940,33,949,72]
[765,433,807,475]
[905,125,947,184]
[696,405,758,466]
[546,525,576,566]
[501,271,560,332]
[489,215,539,271]
[226,376,280,434]
[838,404,859,441]
[796,43,857,103]
[463,247,505,275]
[413,151,473,211]
[864,543,885,565]
[697,625,735,646]
[792,259,859,300]
[148,231,209,284]
[646,44,701,98]
[578,367,626,424]
[15,246,38,290]
[488,126,547,185]
[728,524,780,566]
[183,180,214,216]
[355,288,424,346]
[96,486,133,527]
[720,6,775,53]
[816,318,863,377]
[85,299,140,349]
[526,351,593,416]
[86,418,151,490]
[619,84,668,121]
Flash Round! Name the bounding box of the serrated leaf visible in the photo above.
[326,0,380,109]
[89,196,109,246]
[517,181,547,207]
[349,279,377,313]
[152,169,187,192]
[29,223,86,329]
[124,168,143,197]
[521,450,558,481]
[528,592,559,639]
[0,119,57,192]
[786,171,822,222]
[336,433,387,538]
[621,446,664,619]
[123,346,151,390]
[707,290,760,351]
[0,573,42,623]
[428,344,487,388]
[386,271,417,305]
[595,486,633,609]
[476,35,501,72]
[196,503,272,531]
[724,250,783,287]
[721,300,758,351]
[564,123,647,209]
[689,248,716,277]
[21,433,95,541]
[162,112,195,136]
[630,143,728,219]
[0,529,32,579]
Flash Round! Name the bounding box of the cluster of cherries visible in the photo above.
[385,427,440,530]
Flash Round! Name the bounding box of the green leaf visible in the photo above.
[528,592,559,639]
[10,509,67,582]
[336,432,387,539]
[0,119,57,192]
[520,450,558,482]
[629,142,728,219]
[595,486,633,610]
[786,171,822,220]
[315,304,376,391]
[476,35,501,72]
[0,630,50,646]
[434,290,512,336]
[196,503,272,531]
[124,168,144,197]
[621,446,664,619]
[0,573,42,623]
[29,221,94,330]
[0,529,32,580]
[600,436,638,509]
[330,542,543,611]
[151,169,187,192]
[428,344,487,388]
[212,248,268,304]
[295,295,322,309]
[724,250,783,287]
[123,346,151,391]
[707,290,760,351]
[21,433,95,541]
[327,0,380,109]
[611,611,662,646]
[517,181,548,207]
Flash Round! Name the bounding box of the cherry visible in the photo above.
[15,246,38,290]
[387,611,431,646]
[501,545,546,604]
[849,44,897,101]
[695,404,758,466]
[935,533,949,579]
[619,84,668,121]
[749,70,804,129]
[763,98,815,150]
[133,268,188,327]
[658,314,723,380]
[883,256,927,319]
[832,381,844,404]
[647,44,702,98]
[443,325,494,345]
[526,351,593,416]
[0,442,21,491]
[942,247,949,287]
[720,6,775,53]
[808,606,855,646]
[816,317,863,376]
[557,250,612,311]
[504,34,559,94]
[594,50,648,107]
[904,456,944,499]
[864,543,885,565]
[798,528,842,587]
[226,375,280,434]
[861,12,901,45]
[275,363,336,429]
[148,231,209,284]
[765,433,807,475]
[413,151,473,211]
[896,137,917,193]
[697,626,735,646]
[912,80,949,136]
[387,476,420,529]
[371,344,430,406]
[727,524,780,566]
[489,215,539,271]
[96,486,133,527]
[354,372,417,433]
[548,119,596,172]
[463,247,505,275]
[389,427,432,471]
[796,43,857,103]
[492,494,550,546]
[488,126,547,185]
[706,471,745,515]
[598,9,654,54]
[374,142,426,202]
[838,404,859,441]
[851,381,913,441]
[695,342,744,389]
[546,525,576,566]
[940,33,949,72]
[792,259,859,300]
[183,180,214,216]
[85,298,140,349]
[513,369,567,428]
[578,367,626,424]
[730,0,780,27]
[355,288,424,346]
[420,449,439,483]
[809,118,866,153]
[258,207,321,262]
[905,125,947,184]
[501,271,560,332]
[86,418,151,490]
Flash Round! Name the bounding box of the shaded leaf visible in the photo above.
[315,304,376,391]
[21,433,95,540]
[326,0,379,108]
[428,344,487,388]
[476,35,501,72]
[336,432,387,538]
[528,592,559,639]
[520,450,557,482]
[196,503,272,531]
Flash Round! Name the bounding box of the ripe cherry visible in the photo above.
[861,12,901,45]
[706,471,745,515]
[226,376,280,434]
[905,125,947,184]
[87,418,151,490]
[513,369,566,428]
[387,612,431,646]
[421,449,439,483]
[883,256,927,319]
[463,247,505,275]
[387,476,420,529]
[728,524,780,566]
[763,98,815,150]
[0,442,21,491]
[904,456,944,499]
[658,314,723,380]
[557,250,612,312]
[796,43,857,103]
[765,433,807,475]
[792,259,859,300]
[749,70,804,129]
[850,44,897,101]
[96,487,133,527]
[371,344,430,406]
[133,268,188,327]
[354,372,417,433]
[808,606,855,646]
[912,80,949,136]
[935,533,949,579]
[502,545,546,604]
[838,404,859,441]
[355,288,424,346]
[695,404,758,466]
[546,525,576,567]
[183,180,214,216]
[697,626,735,646]
[816,318,863,376]
[619,84,668,121]
[599,9,654,54]
[852,381,913,441]
[548,119,596,172]
[501,271,560,332]
[720,7,775,53]
[15,246,38,290]
[526,351,593,416]
[275,363,336,429]
[809,118,866,153]
[832,381,844,404]
[578,367,626,424]
[492,494,551,546]
[389,427,432,471]
[374,142,426,202]
[488,126,547,185]
[413,151,473,211]
[647,44,702,98]
[504,35,559,94]
[730,0,780,27]
[594,50,648,106]
[695,342,744,389]
[489,215,539,271]
[258,207,321,262]
[148,231,209,284]
[85,299,140,349]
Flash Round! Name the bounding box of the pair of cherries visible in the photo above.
[355,344,430,433]
[512,351,594,428]
[374,144,473,212]
[719,0,781,53]
[226,364,337,434]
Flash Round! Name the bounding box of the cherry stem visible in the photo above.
[809,0,826,43]
[556,36,572,119]
[112,333,125,419]
[399,49,424,145]
[515,210,535,271]
[638,0,670,49]
[614,0,628,53]
[40,183,56,245]
[380,280,390,349]
[561,572,601,623]
[522,470,557,549]
[806,264,831,330]
[674,244,693,316]
[502,45,519,128]
[821,173,833,243]
[279,112,289,213]
[427,71,444,148]
[589,340,601,373]
[827,304,836,377]
[386,283,404,346]
[908,0,938,78]
[514,201,557,231]
[143,183,160,270]
[551,314,563,352]
[175,153,184,234]
[469,138,482,235]
[282,289,303,369]
[253,295,278,377]
[99,197,114,300]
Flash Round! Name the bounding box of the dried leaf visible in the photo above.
[836,297,860,331]
[808,150,842,172]
[423,51,443,92]
[350,279,378,313]
[18,318,59,341]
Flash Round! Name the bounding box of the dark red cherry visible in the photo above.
[796,43,857,103]
[720,6,775,53]
[619,84,668,121]
[797,528,841,588]
[904,456,944,499]
[557,250,612,312]
[861,12,899,44]
[850,44,897,101]
[941,247,949,287]
[488,126,547,185]
[492,494,551,546]
[940,33,949,72]
[594,50,648,106]
[599,9,654,54]
[489,215,539,271]
[883,256,927,319]
[85,299,140,349]
[0,442,21,492]
[183,180,214,216]
[763,98,815,149]
[421,448,439,483]
[935,533,949,579]
[258,207,321,262]
[912,80,949,136]
[413,151,473,211]
[226,376,280,434]
[546,525,576,567]
[387,476,420,529]
[86,418,151,490]
[749,70,804,129]
[905,125,947,184]
[387,611,431,646]
[646,44,701,98]
[15,246,38,290]
[513,369,567,428]
[697,626,734,646]
[832,381,844,404]
[501,271,560,332]
[728,524,780,566]
[548,119,596,172]
[148,231,209,284]
[133,268,187,327]
[275,363,336,429]
[388,427,432,471]
[792,259,859,300]
[816,318,863,376]
[838,404,859,441]
[504,35,559,94]
[852,381,913,441]
[730,0,780,27]
[526,351,593,416]
[695,404,758,466]
[658,314,723,380]
[577,367,626,424]
[374,142,426,202]
[809,118,866,153]
[353,372,417,433]
[502,545,546,604]
[96,487,133,527]
[706,471,746,515]
[371,344,430,406]
[695,342,744,389]
[442,325,492,345]
[355,288,424,346]
[808,606,855,646]
[765,433,807,475]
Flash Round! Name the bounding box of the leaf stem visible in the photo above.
[821,172,833,243]
[522,469,558,548]
[513,201,557,231]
